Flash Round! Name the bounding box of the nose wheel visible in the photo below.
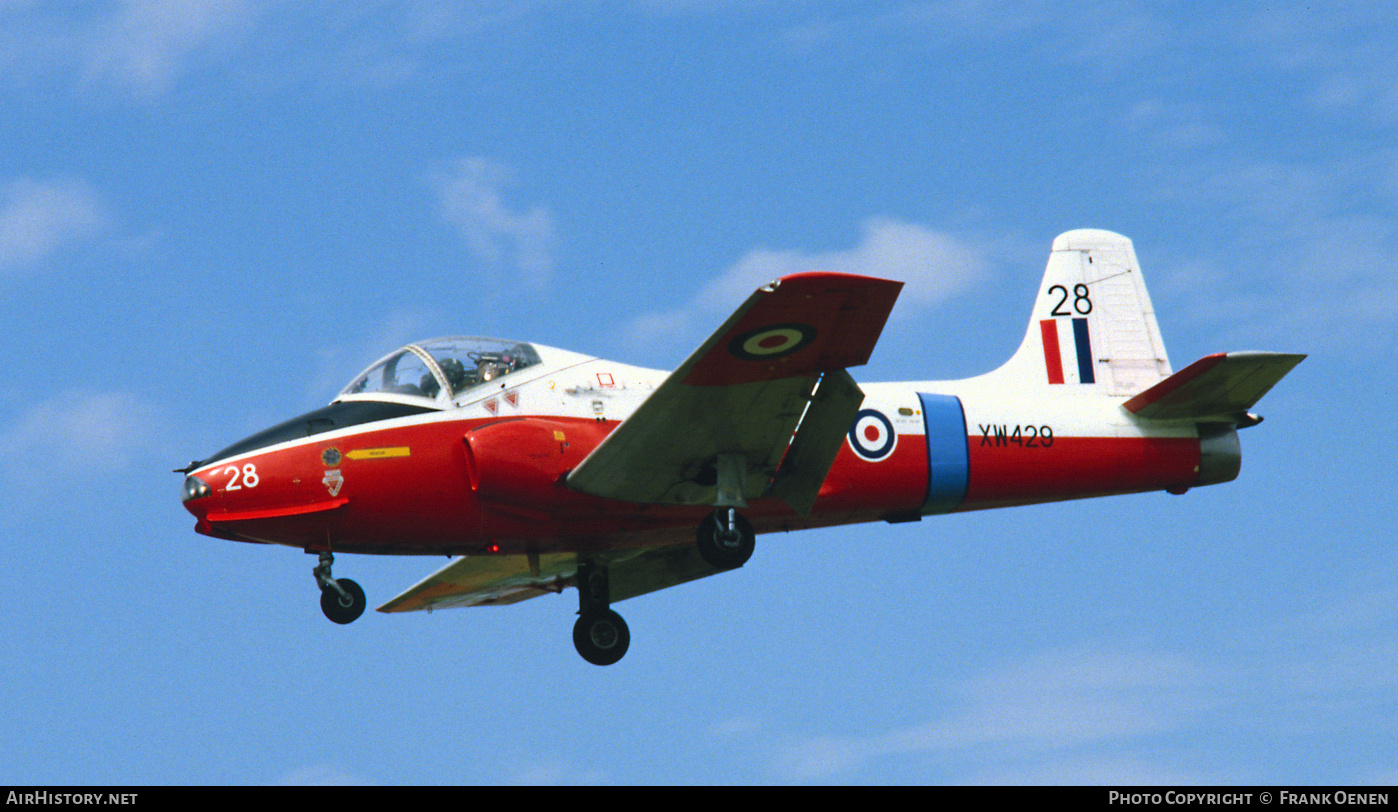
[313,552,366,624]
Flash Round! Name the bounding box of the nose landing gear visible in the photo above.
[313,552,366,624]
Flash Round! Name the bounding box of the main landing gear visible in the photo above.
[695,508,755,570]
[313,552,366,625]
[573,560,630,666]
[569,510,756,665]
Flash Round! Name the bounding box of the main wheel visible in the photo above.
[320,578,366,624]
[573,609,630,666]
[696,510,755,570]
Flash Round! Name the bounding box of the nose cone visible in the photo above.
[181,472,212,506]
[178,439,353,548]
[178,457,279,541]
[178,469,221,536]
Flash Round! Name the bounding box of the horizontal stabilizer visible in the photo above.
[1123,352,1305,422]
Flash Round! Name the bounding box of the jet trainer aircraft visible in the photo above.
[179,229,1303,665]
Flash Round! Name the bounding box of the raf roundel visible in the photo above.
[848,409,897,461]
[728,323,818,361]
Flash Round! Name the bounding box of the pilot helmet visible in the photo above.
[437,357,469,394]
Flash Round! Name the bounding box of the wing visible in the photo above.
[565,272,903,515]
[1123,351,1306,422]
[376,545,722,613]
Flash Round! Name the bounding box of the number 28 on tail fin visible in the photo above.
[998,229,1176,395]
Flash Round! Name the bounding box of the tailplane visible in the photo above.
[1123,351,1306,425]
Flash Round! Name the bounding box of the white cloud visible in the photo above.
[1241,5,1398,124]
[1358,767,1398,785]
[428,157,556,290]
[0,392,164,484]
[0,177,107,272]
[1141,152,1398,352]
[957,755,1215,786]
[0,0,259,97]
[779,0,1168,70]
[0,2,572,97]
[769,648,1210,782]
[82,0,260,97]
[624,216,993,350]
[756,555,1398,783]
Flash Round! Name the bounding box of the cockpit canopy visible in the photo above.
[338,337,543,407]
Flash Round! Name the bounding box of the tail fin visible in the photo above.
[995,229,1172,396]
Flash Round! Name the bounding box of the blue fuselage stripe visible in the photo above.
[918,393,969,514]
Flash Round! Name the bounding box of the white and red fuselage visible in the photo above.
[181,340,1220,558]
[179,230,1302,664]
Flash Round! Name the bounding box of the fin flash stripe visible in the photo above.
[1040,320,1065,384]
[1040,318,1095,385]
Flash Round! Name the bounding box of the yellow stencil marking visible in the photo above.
[346,446,411,460]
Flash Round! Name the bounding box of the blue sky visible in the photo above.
[1,1,1394,785]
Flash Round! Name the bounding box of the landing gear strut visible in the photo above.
[573,560,630,666]
[696,508,755,570]
[313,552,366,625]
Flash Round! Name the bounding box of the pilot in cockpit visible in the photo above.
[438,358,471,393]
[419,358,471,400]
[475,351,521,382]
